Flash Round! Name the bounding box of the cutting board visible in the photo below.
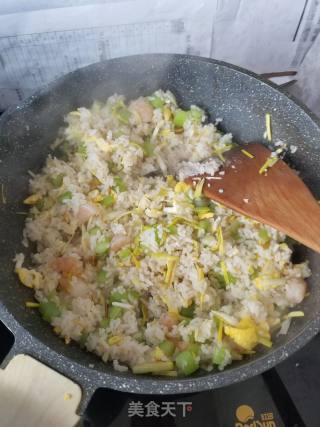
[0,355,81,427]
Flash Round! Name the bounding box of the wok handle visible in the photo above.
[0,354,82,427]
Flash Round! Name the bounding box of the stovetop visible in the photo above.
[0,319,319,427]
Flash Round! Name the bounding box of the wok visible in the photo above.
[0,54,320,414]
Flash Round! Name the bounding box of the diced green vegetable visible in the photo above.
[194,206,211,215]
[149,96,164,109]
[174,109,188,127]
[127,289,140,301]
[167,224,177,235]
[208,200,216,212]
[193,197,209,208]
[118,247,131,260]
[188,343,200,356]
[115,106,131,124]
[199,219,211,232]
[228,272,236,284]
[113,130,125,138]
[194,178,205,198]
[36,198,54,211]
[154,225,162,246]
[95,237,110,255]
[175,350,199,375]
[180,318,191,327]
[228,220,241,241]
[97,270,107,284]
[76,141,87,158]
[259,228,270,244]
[110,291,127,303]
[88,226,101,236]
[58,141,71,160]
[213,346,226,365]
[35,199,44,211]
[108,305,123,320]
[39,300,61,322]
[114,176,127,193]
[212,270,236,287]
[43,198,55,210]
[189,106,203,123]
[101,194,115,208]
[212,346,231,370]
[141,140,154,157]
[133,331,144,343]
[220,261,236,286]
[159,340,175,357]
[208,271,226,289]
[107,161,119,174]
[180,301,195,318]
[132,361,174,374]
[100,318,109,328]
[249,266,259,280]
[49,174,64,188]
[58,191,72,203]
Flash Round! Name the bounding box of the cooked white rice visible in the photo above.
[15,90,310,375]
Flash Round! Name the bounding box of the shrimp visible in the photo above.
[129,98,153,123]
[77,203,98,224]
[53,256,82,276]
[59,276,89,297]
[110,234,131,252]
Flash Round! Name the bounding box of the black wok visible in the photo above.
[0,54,320,413]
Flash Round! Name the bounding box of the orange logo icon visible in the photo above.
[234,405,276,427]
[236,405,255,423]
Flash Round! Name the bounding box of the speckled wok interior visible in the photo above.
[0,54,320,413]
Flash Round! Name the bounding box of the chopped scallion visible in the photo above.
[114,176,127,193]
[149,96,164,109]
[97,270,107,284]
[158,340,175,357]
[88,226,101,236]
[180,301,195,318]
[101,194,115,208]
[95,237,110,255]
[173,109,188,127]
[118,247,131,260]
[175,350,199,375]
[58,191,72,203]
[39,300,61,322]
[49,174,64,188]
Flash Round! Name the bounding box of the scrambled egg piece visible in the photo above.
[152,346,168,361]
[174,182,190,193]
[16,268,42,289]
[224,317,258,351]
[224,316,273,350]
[108,335,123,346]
[23,194,41,205]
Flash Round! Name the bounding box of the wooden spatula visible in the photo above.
[185,143,320,253]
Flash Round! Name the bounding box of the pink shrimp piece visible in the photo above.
[110,235,131,252]
[130,98,153,123]
[53,256,82,276]
[77,203,98,224]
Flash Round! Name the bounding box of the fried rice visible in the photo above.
[15,90,310,375]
